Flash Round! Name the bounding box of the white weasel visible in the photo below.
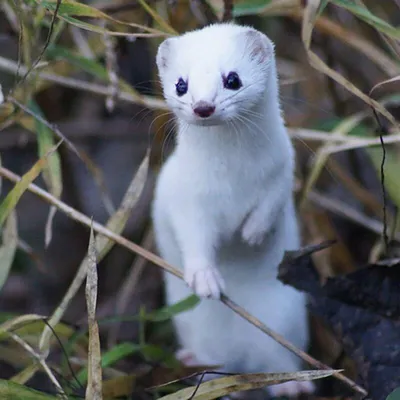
[152,23,313,397]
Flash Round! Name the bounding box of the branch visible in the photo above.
[0,56,167,110]
[0,116,152,149]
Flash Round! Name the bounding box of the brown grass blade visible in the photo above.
[301,0,399,128]
[158,370,341,400]
[85,223,102,400]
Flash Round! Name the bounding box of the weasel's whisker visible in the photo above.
[149,111,174,134]
[238,108,265,120]
[148,111,174,156]
[133,107,156,126]
[234,113,272,145]
[219,82,261,106]
[161,125,176,164]
[227,119,240,143]
[164,95,187,107]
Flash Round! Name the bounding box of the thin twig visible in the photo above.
[320,133,400,154]
[308,190,400,242]
[17,0,62,87]
[0,116,151,149]
[8,332,67,399]
[40,318,85,393]
[0,56,168,110]
[379,133,389,252]
[288,128,399,144]
[1,123,376,150]
[0,165,368,397]
[371,108,389,254]
[8,96,81,159]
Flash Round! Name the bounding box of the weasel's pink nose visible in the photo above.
[193,102,215,118]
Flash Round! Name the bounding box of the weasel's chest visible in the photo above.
[167,152,270,233]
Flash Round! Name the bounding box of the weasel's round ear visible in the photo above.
[156,38,174,73]
[244,29,274,64]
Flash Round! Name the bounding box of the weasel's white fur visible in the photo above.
[152,23,313,397]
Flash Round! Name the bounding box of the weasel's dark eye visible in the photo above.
[223,72,242,90]
[175,78,188,96]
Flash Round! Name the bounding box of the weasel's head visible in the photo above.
[156,23,275,126]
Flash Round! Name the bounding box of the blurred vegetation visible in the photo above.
[0,0,399,399]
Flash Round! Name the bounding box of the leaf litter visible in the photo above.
[278,242,400,399]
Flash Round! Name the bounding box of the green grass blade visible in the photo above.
[330,0,400,39]
[0,380,58,399]
[0,210,17,292]
[0,140,62,229]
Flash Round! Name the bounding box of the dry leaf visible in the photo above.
[158,370,340,400]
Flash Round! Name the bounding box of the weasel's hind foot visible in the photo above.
[269,380,315,398]
[175,348,199,367]
[184,265,225,299]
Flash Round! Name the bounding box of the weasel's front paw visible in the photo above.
[184,265,225,299]
[269,380,315,398]
[241,215,267,246]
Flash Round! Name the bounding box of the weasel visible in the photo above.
[152,23,313,398]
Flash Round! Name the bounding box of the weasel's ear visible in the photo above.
[156,38,174,73]
[244,29,274,64]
